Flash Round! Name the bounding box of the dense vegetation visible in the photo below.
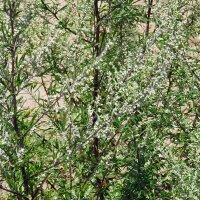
[0,0,199,199]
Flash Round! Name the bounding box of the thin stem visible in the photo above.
[0,185,28,200]
[40,0,92,44]
[145,0,153,36]
[8,1,29,196]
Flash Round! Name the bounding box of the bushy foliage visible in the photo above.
[0,0,199,199]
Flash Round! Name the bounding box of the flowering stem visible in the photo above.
[93,1,105,199]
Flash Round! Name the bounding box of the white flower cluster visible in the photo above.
[16,148,25,164]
